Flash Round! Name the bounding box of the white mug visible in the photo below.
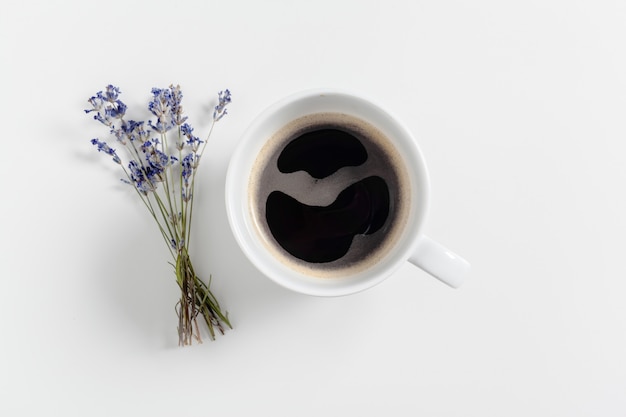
[225,89,470,296]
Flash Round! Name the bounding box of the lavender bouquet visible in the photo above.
[85,84,232,345]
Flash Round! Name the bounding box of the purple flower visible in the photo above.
[147,88,175,133]
[103,85,121,102]
[121,120,150,143]
[104,100,127,119]
[86,85,232,197]
[85,85,127,127]
[180,123,193,137]
[127,160,155,194]
[86,95,103,113]
[213,89,231,121]
[170,85,188,126]
[141,139,172,182]
[148,119,172,134]
[170,238,185,250]
[148,88,165,116]
[91,138,121,164]
[180,123,203,150]
[85,94,106,121]
[148,88,171,116]
[181,153,199,186]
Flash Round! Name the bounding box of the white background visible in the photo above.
[1,0,625,415]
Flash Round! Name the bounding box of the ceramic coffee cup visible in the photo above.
[226,89,470,296]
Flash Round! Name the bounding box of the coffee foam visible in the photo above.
[248,112,411,278]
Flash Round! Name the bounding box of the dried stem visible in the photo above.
[175,248,231,346]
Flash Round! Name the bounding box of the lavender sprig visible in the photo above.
[86,84,232,345]
[213,89,231,121]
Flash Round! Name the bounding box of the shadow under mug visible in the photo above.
[225,89,470,296]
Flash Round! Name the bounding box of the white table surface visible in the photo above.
[2,0,625,415]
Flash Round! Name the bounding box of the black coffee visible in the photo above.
[249,112,410,278]
[266,176,390,263]
[277,128,368,179]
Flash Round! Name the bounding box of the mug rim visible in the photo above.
[225,88,430,296]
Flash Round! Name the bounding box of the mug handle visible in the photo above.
[408,235,470,288]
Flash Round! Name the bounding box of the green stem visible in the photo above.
[185,120,216,247]
[159,131,183,240]
[120,165,175,259]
